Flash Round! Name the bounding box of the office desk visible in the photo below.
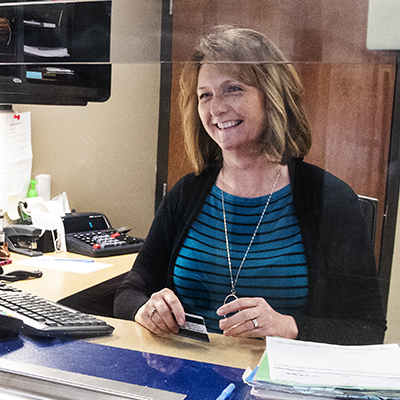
[0,251,266,399]
[4,251,137,302]
[88,316,265,370]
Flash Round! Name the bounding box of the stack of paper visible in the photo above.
[24,45,69,58]
[245,337,400,399]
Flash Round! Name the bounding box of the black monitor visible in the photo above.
[0,0,112,106]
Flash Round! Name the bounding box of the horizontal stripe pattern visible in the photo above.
[174,184,308,333]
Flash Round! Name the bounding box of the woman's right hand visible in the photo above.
[135,288,186,336]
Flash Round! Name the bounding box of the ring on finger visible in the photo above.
[149,308,158,318]
[251,318,259,329]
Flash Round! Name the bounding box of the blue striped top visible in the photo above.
[173,184,309,333]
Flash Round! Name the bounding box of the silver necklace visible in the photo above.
[221,166,282,308]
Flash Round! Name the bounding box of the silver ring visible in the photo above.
[251,318,258,329]
[149,308,158,318]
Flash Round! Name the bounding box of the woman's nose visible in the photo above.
[209,95,228,116]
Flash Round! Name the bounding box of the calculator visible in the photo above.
[62,212,144,258]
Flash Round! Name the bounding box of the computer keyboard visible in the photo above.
[0,282,114,338]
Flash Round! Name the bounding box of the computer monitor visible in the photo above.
[0,0,111,106]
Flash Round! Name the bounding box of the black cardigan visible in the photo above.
[114,158,386,345]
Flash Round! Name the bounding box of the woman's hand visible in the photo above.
[216,297,298,340]
[135,288,186,336]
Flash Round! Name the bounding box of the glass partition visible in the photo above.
[0,0,399,342]
[0,0,395,65]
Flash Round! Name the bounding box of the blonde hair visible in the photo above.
[179,25,312,173]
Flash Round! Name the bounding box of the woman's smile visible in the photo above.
[215,120,243,130]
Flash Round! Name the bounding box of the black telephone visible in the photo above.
[62,212,144,257]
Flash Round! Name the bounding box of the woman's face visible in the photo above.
[197,64,266,157]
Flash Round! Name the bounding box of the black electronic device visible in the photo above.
[0,282,114,338]
[0,1,111,106]
[62,212,144,258]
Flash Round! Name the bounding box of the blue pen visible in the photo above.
[53,259,95,263]
[216,383,235,400]
[43,257,94,263]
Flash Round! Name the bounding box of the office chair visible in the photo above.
[358,195,378,246]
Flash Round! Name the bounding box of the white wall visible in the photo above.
[15,64,160,238]
[14,0,162,238]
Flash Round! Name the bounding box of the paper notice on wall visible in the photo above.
[0,112,32,220]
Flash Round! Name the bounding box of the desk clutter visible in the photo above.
[2,210,144,258]
[245,337,400,399]
[0,282,114,338]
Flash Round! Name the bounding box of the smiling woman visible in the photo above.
[114,25,387,346]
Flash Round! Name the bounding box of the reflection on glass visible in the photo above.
[0,0,397,341]
[0,0,395,65]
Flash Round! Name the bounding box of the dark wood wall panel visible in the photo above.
[169,0,394,64]
[299,63,395,256]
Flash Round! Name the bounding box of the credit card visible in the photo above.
[178,313,209,342]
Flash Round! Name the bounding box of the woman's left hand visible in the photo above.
[216,297,298,339]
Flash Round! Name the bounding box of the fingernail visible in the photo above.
[178,317,185,326]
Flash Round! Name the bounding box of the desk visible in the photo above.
[4,251,137,302]
[0,251,266,399]
[88,317,265,370]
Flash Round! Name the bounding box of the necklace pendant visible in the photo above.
[224,293,238,306]
[223,293,239,318]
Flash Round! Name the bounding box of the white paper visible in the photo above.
[15,256,112,274]
[266,337,400,390]
[24,45,69,58]
[0,112,32,220]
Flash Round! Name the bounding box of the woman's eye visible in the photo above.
[198,92,210,100]
[227,86,242,93]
